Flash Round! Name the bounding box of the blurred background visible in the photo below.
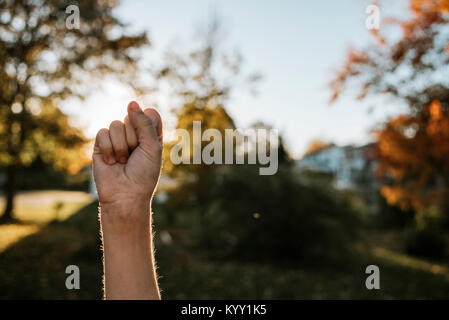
[1,0,449,299]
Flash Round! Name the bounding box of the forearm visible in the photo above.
[100,200,160,300]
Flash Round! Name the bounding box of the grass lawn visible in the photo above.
[1,192,449,299]
[0,190,93,253]
[0,190,93,224]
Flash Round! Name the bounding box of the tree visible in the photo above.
[197,160,361,264]
[330,0,449,215]
[0,0,150,222]
[376,100,449,213]
[153,18,261,227]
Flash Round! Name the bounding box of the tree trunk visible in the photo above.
[1,165,18,223]
[442,175,449,229]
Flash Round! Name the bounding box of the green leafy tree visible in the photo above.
[0,0,149,222]
[155,19,261,227]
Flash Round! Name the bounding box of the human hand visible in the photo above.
[92,101,163,211]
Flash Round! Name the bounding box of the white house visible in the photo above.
[298,143,378,192]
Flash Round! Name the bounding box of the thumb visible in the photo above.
[127,101,158,142]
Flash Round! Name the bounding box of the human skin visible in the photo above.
[92,101,163,300]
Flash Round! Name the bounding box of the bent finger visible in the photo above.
[124,115,138,150]
[109,120,129,164]
[95,128,115,165]
[127,101,158,141]
[143,108,163,144]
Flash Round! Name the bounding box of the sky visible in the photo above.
[63,0,410,159]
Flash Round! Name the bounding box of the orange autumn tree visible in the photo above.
[330,0,449,214]
[377,100,449,212]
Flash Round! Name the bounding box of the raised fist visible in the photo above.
[92,101,163,208]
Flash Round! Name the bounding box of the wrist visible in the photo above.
[99,193,152,210]
[99,198,152,235]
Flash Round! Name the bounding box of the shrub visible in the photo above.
[405,227,447,260]
[196,164,363,265]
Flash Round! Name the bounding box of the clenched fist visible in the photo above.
[93,101,163,209]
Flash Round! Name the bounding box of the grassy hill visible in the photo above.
[1,195,449,299]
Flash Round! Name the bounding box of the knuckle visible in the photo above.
[141,116,155,128]
[102,145,113,154]
[109,120,124,130]
[128,139,138,149]
[99,139,112,152]
[116,146,128,155]
[97,128,109,138]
